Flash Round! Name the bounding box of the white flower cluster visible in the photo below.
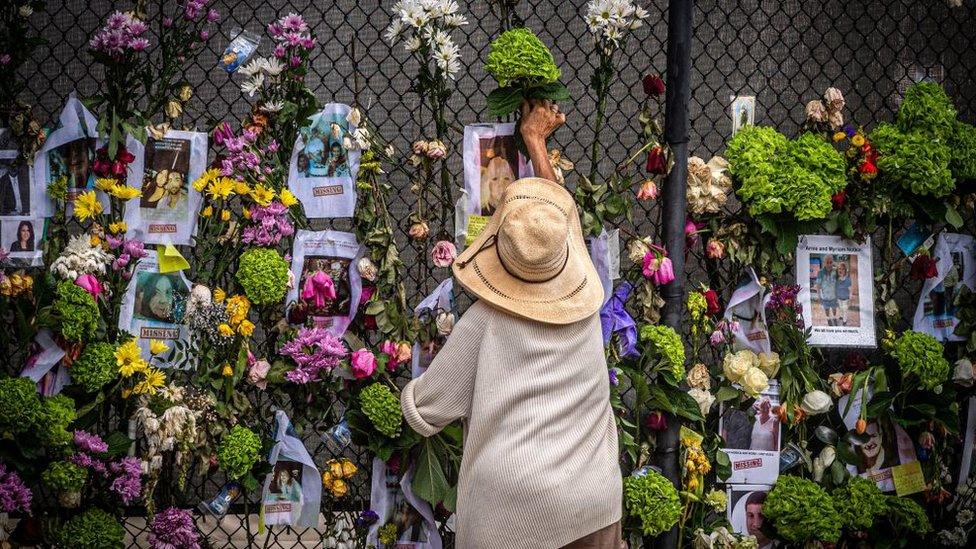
[131,393,199,476]
[385,0,467,79]
[50,234,113,280]
[238,57,285,98]
[584,0,649,52]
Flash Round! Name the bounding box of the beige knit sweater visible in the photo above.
[401,300,622,548]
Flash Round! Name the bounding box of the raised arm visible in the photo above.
[520,99,566,183]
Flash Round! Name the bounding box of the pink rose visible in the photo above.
[706,238,726,259]
[351,349,377,379]
[75,274,104,298]
[431,240,457,268]
[395,342,412,365]
[248,359,271,389]
[642,247,675,286]
[380,340,399,371]
[636,179,658,200]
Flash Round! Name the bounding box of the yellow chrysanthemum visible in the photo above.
[116,340,148,377]
[109,184,142,200]
[280,189,298,208]
[238,319,255,337]
[214,287,226,303]
[249,184,275,206]
[108,221,127,234]
[242,208,252,220]
[225,295,251,325]
[206,177,235,200]
[233,180,251,195]
[74,191,103,221]
[832,131,846,142]
[134,368,166,395]
[89,235,102,247]
[221,363,234,377]
[218,323,234,337]
[149,339,170,356]
[201,205,213,217]
[193,168,221,192]
[95,178,118,192]
[220,209,231,221]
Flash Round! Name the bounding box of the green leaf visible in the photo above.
[525,81,570,102]
[946,205,964,228]
[486,86,525,117]
[715,450,731,481]
[412,439,449,506]
[104,431,134,457]
[715,385,741,403]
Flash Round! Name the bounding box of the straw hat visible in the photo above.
[453,177,603,324]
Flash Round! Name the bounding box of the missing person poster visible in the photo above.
[720,382,781,485]
[724,268,771,354]
[125,130,207,246]
[411,278,455,378]
[796,235,876,347]
[727,485,775,549]
[0,149,32,217]
[366,458,443,549]
[261,410,320,528]
[287,104,360,219]
[32,94,102,216]
[913,233,976,341]
[846,417,918,492]
[1,217,44,267]
[118,250,190,367]
[461,123,533,243]
[287,229,363,335]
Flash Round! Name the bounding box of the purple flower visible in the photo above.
[199,30,210,41]
[0,462,32,514]
[0,54,10,66]
[273,44,286,58]
[608,369,619,386]
[149,507,201,549]
[163,17,174,28]
[355,509,380,528]
[123,239,147,259]
[279,13,308,33]
[74,430,109,454]
[70,452,107,476]
[206,9,220,23]
[109,456,142,505]
[289,55,301,68]
[279,327,348,383]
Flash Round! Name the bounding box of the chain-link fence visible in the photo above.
[9,0,976,547]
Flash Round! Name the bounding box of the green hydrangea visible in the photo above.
[623,470,681,537]
[726,127,846,220]
[897,82,957,136]
[485,28,561,88]
[42,460,88,492]
[360,383,402,438]
[38,394,76,448]
[638,325,686,384]
[870,123,955,197]
[71,342,118,393]
[764,475,842,543]
[885,495,932,537]
[217,425,262,480]
[951,121,976,181]
[0,377,42,434]
[889,330,950,391]
[236,247,290,305]
[58,508,125,549]
[832,475,887,531]
[52,281,100,343]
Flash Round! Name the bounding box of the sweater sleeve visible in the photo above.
[401,301,490,437]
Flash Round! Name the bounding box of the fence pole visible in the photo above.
[652,0,693,548]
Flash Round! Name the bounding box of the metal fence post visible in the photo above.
[652,0,694,548]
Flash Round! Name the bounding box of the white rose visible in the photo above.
[346,107,362,127]
[435,311,455,336]
[954,358,974,387]
[740,367,769,397]
[357,257,378,282]
[722,350,757,383]
[688,388,716,417]
[757,352,780,378]
[800,390,833,415]
[627,238,652,264]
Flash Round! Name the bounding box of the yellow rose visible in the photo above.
[340,459,358,478]
[238,320,255,337]
[832,131,846,142]
[722,350,756,384]
[165,100,183,119]
[757,352,780,378]
[178,85,193,102]
[330,479,348,498]
[218,323,234,337]
[322,471,333,487]
[329,460,344,479]
[740,367,769,397]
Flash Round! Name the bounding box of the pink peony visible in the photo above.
[351,349,377,379]
[431,240,457,268]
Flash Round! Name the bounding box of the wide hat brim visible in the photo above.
[452,177,604,325]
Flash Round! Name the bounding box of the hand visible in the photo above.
[519,99,565,144]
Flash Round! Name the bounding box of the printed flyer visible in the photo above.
[261,410,321,528]
[461,122,533,242]
[720,382,781,485]
[366,458,442,549]
[32,94,102,216]
[913,232,976,341]
[287,103,361,219]
[724,268,771,354]
[125,130,208,245]
[287,229,363,335]
[726,484,775,549]
[118,250,191,367]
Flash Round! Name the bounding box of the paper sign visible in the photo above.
[892,461,925,496]
[465,215,489,246]
[157,244,190,273]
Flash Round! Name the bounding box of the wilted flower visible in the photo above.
[642,73,665,96]
[705,238,725,259]
[408,222,430,241]
[805,100,827,123]
[431,240,457,268]
[358,257,379,282]
[636,179,659,200]
[645,145,667,174]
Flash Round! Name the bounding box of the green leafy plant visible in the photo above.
[38,394,76,448]
[58,508,125,549]
[952,120,976,181]
[51,281,101,343]
[71,342,118,393]
[0,377,42,434]
[870,123,954,197]
[638,325,686,385]
[360,383,403,438]
[884,495,931,537]
[896,81,957,136]
[764,475,842,543]
[42,461,88,493]
[216,425,262,480]
[832,475,887,531]
[623,470,681,537]
[236,247,290,306]
[888,330,950,391]
[484,28,566,117]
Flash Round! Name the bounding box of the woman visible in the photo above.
[401,100,623,549]
[815,255,838,325]
[137,273,183,323]
[10,221,34,252]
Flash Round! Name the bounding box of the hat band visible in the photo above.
[496,242,569,284]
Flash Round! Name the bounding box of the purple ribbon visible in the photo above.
[600,282,638,358]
